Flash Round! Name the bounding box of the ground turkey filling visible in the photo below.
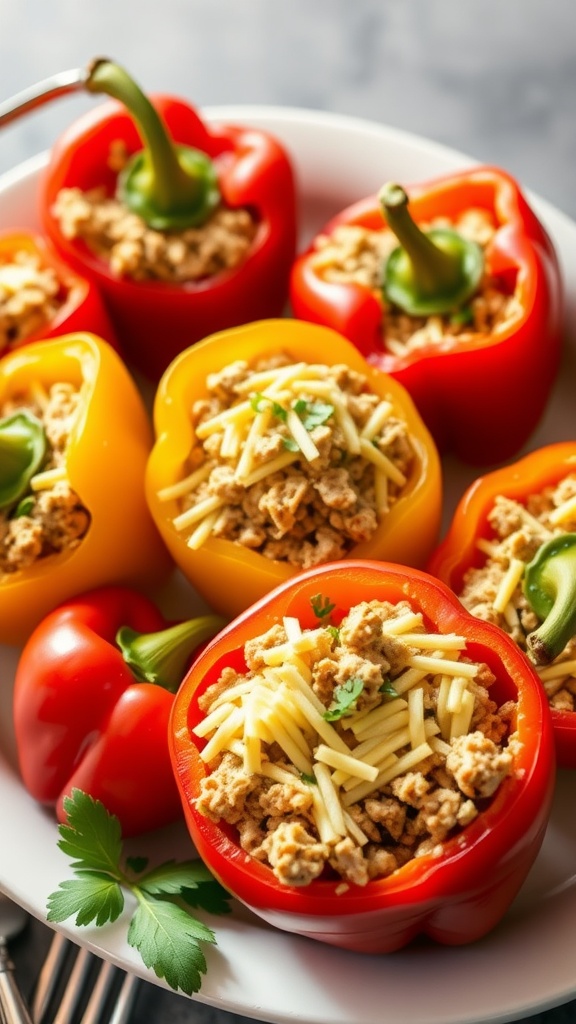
[0,251,64,351]
[194,598,516,888]
[312,207,523,355]
[0,382,90,575]
[52,142,258,284]
[459,475,576,713]
[159,354,416,568]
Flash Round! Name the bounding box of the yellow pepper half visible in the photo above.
[145,319,442,618]
[0,333,171,645]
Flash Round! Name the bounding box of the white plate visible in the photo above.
[1,107,576,1024]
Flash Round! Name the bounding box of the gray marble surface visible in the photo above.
[1,1,576,1022]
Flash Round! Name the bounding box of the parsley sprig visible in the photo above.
[46,790,231,995]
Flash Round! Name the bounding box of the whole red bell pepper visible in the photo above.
[39,59,297,381]
[0,229,117,355]
[169,559,554,954]
[290,166,563,464]
[13,586,226,836]
[428,441,576,769]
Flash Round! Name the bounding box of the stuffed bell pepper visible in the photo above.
[0,229,117,354]
[145,319,442,619]
[13,585,225,836]
[39,58,297,380]
[0,332,170,645]
[169,559,554,953]
[290,166,563,464]
[429,442,576,769]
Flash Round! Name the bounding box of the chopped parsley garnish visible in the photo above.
[250,392,287,421]
[46,789,231,995]
[379,677,399,699]
[293,399,334,431]
[323,677,364,721]
[310,593,336,620]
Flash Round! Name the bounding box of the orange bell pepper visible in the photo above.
[428,442,576,767]
[0,333,170,645]
[145,319,442,619]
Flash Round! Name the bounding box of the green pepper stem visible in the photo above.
[524,534,576,665]
[116,614,226,692]
[85,58,220,229]
[378,182,484,317]
[0,411,46,509]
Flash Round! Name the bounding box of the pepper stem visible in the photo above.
[86,58,220,230]
[378,182,484,317]
[524,534,576,665]
[116,614,226,692]
[0,411,46,509]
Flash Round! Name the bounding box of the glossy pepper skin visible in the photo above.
[428,442,576,769]
[145,319,443,620]
[13,586,225,836]
[426,440,576,770]
[0,333,170,646]
[169,560,555,954]
[0,230,117,355]
[290,166,564,464]
[40,93,297,381]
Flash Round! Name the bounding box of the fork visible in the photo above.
[31,932,139,1024]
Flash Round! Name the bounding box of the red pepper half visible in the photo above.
[0,230,118,356]
[13,585,226,836]
[39,60,297,381]
[170,560,554,954]
[428,441,576,768]
[290,166,564,464]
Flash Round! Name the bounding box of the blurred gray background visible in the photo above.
[1,2,576,1023]
[0,0,575,218]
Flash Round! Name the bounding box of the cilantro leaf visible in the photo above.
[282,436,300,452]
[293,399,334,431]
[310,593,336,620]
[128,899,212,997]
[324,677,364,721]
[47,789,230,995]
[47,873,124,927]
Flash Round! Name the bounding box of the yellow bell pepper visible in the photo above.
[0,333,170,645]
[145,319,442,618]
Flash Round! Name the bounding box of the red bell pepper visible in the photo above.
[290,166,563,464]
[0,229,117,355]
[39,59,297,381]
[169,560,554,954]
[13,586,226,836]
[428,441,576,769]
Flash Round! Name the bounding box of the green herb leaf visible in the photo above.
[379,677,399,699]
[327,625,341,643]
[310,593,336,620]
[47,789,231,995]
[128,899,213,997]
[282,436,300,452]
[293,399,334,431]
[58,790,123,873]
[47,873,125,927]
[250,393,287,421]
[324,677,364,721]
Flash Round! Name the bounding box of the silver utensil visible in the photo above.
[0,892,34,1024]
[32,931,140,1024]
[0,67,88,128]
